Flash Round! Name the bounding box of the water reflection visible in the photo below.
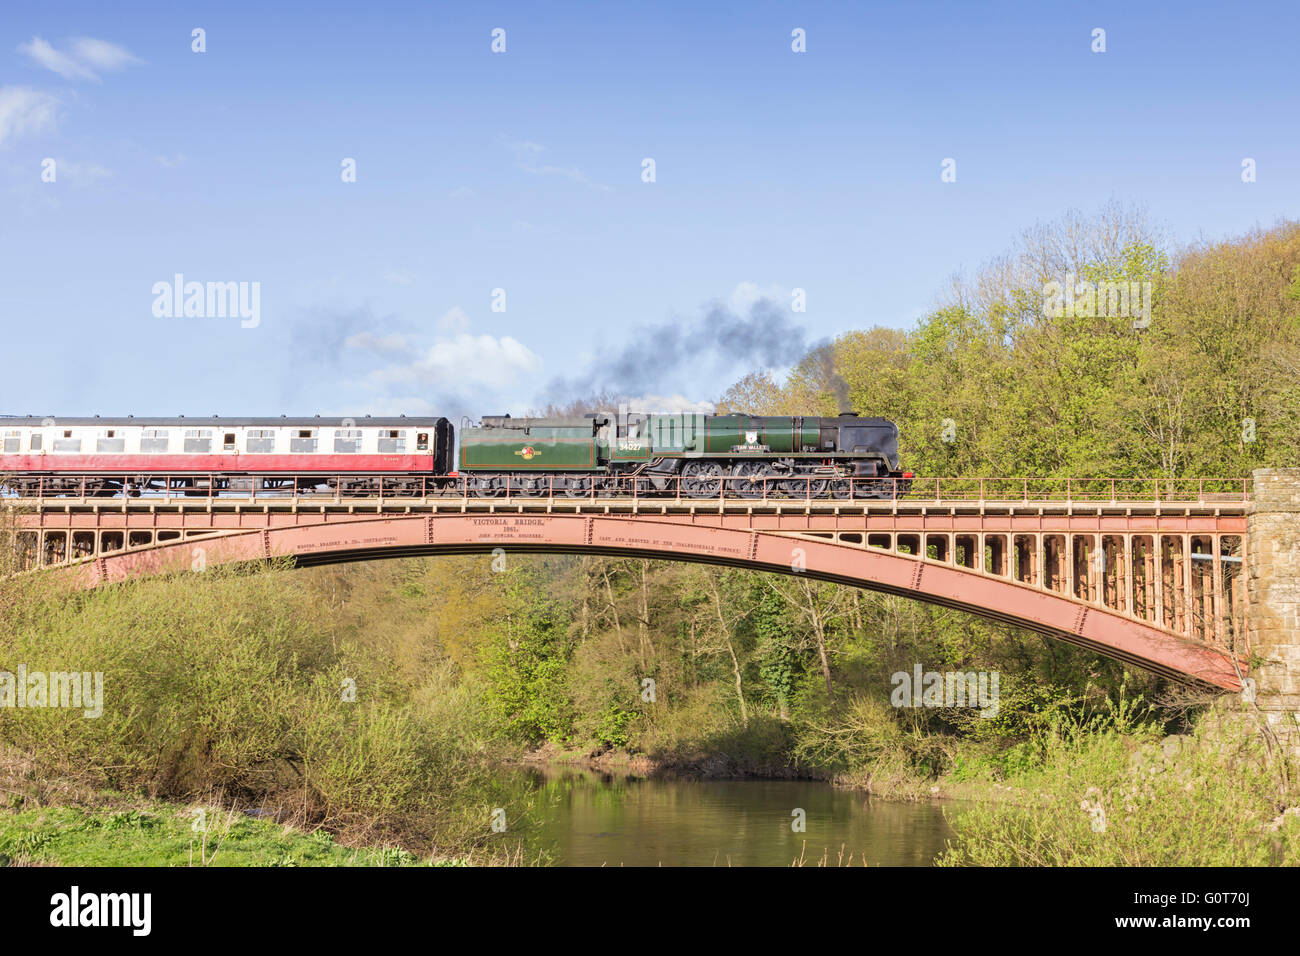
[510,767,953,867]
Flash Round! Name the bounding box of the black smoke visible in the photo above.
[804,342,853,413]
[538,295,853,412]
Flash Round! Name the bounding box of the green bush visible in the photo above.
[939,712,1300,865]
[0,564,510,856]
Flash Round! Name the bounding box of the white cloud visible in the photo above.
[18,36,141,83]
[623,394,716,414]
[322,397,440,418]
[535,164,613,192]
[727,281,787,316]
[382,270,416,286]
[156,153,186,168]
[435,307,469,333]
[0,86,59,147]
[504,138,544,157]
[19,37,95,81]
[68,37,142,73]
[53,159,113,186]
[448,185,475,199]
[345,331,409,352]
[504,136,611,192]
[370,333,543,391]
[380,399,438,417]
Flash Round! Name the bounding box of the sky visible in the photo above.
[1,0,1297,421]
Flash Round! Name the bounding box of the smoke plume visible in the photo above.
[539,295,852,412]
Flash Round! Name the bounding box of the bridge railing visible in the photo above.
[1,473,1253,504]
[909,477,1252,503]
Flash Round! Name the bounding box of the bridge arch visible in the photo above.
[65,511,1244,690]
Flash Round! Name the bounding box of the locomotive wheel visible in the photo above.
[858,479,888,499]
[830,479,853,500]
[681,461,723,498]
[470,476,502,498]
[730,461,769,499]
[774,479,802,498]
[562,477,593,498]
[511,476,543,497]
[781,478,828,499]
[780,476,829,499]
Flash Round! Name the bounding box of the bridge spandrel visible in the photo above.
[11,484,1257,689]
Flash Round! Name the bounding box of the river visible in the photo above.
[510,768,954,866]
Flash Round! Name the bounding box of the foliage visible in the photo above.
[937,714,1300,866]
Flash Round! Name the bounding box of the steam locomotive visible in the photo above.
[0,411,912,499]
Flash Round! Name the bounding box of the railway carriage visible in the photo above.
[0,416,453,496]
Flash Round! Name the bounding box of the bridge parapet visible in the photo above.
[1248,469,1300,743]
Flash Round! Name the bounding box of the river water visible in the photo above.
[512,768,954,866]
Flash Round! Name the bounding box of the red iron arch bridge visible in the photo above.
[3,475,1253,690]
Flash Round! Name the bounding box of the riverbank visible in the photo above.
[518,739,810,780]
[0,801,470,867]
[6,703,1295,867]
[0,748,494,866]
[517,740,1029,805]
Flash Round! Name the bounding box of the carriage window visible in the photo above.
[53,430,80,453]
[377,429,406,453]
[96,429,126,453]
[2,431,19,453]
[184,429,212,453]
[334,429,362,453]
[416,432,429,451]
[29,433,41,451]
[141,429,169,453]
[246,429,275,453]
[290,429,318,453]
[223,432,237,451]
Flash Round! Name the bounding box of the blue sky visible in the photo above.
[1,0,1296,420]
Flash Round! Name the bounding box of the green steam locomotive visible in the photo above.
[457,410,913,499]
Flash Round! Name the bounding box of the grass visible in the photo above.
[0,801,474,867]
